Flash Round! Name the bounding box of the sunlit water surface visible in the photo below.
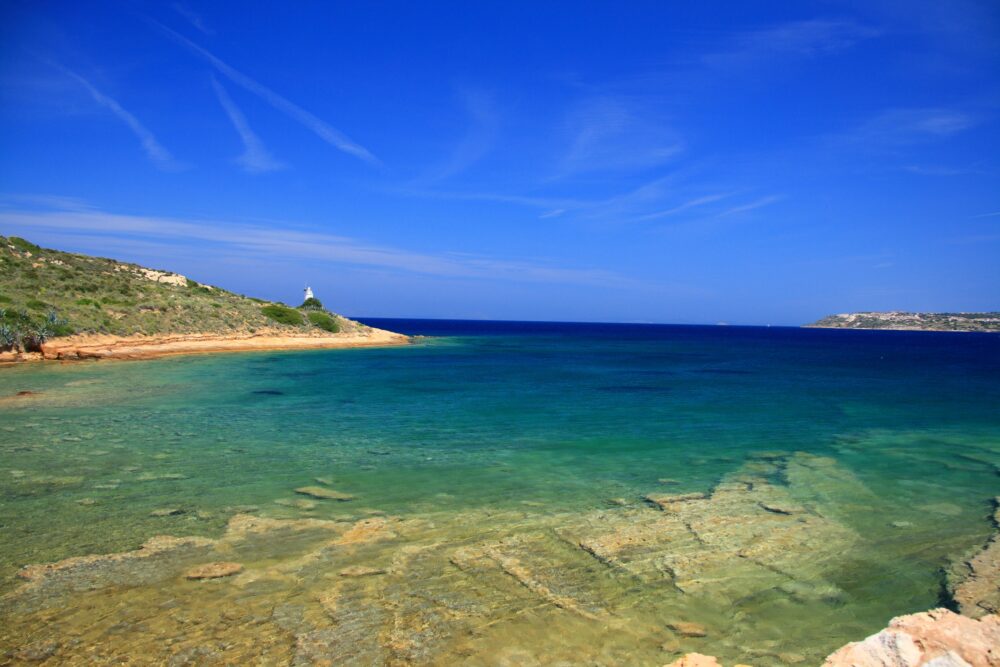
[1,321,998,665]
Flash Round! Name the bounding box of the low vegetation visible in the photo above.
[0,235,366,353]
[261,304,304,326]
[307,311,341,333]
[807,311,1000,332]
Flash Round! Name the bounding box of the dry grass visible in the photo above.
[0,235,365,349]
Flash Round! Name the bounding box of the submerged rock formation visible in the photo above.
[948,497,1000,618]
[184,561,243,579]
[1,453,997,665]
[294,485,355,501]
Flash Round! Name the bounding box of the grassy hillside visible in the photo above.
[807,311,1000,332]
[0,235,364,352]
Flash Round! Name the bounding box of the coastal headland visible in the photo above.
[0,235,409,362]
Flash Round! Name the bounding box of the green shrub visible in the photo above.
[0,294,11,303]
[261,304,303,326]
[307,311,340,333]
[51,322,75,336]
[186,278,212,294]
[9,237,41,253]
[26,299,50,311]
[300,297,324,310]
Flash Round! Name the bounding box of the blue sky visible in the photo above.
[1,1,998,324]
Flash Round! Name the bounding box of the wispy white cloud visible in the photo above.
[389,187,588,211]
[632,193,734,222]
[702,20,879,70]
[171,3,212,35]
[0,198,633,287]
[649,194,785,237]
[849,108,976,146]
[716,195,784,218]
[210,77,284,173]
[970,210,1000,219]
[555,96,682,177]
[902,164,978,176]
[948,233,1000,244]
[574,172,703,223]
[0,193,96,212]
[418,88,499,183]
[396,172,730,227]
[394,172,677,222]
[151,20,379,165]
[55,64,178,170]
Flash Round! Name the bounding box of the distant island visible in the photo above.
[807,311,1000,332]
[0,236,408,361]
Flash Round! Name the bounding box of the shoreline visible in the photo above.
[0,326,411,364]
[804,325,992,333]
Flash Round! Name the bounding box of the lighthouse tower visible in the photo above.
[304,286,314,301]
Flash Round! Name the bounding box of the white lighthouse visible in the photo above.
[303,286,314,301]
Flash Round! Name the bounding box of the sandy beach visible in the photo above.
[0,326,410,363]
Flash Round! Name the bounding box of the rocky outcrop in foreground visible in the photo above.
[822,609,1000,667]
[664,610,1000,667]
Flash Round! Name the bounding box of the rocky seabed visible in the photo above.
[1,453,998,666]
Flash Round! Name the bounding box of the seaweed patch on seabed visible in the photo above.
[0,453,982,666]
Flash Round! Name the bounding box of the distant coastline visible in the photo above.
[806,311,1000,333]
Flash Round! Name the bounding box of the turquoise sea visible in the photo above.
[1,320,998,665]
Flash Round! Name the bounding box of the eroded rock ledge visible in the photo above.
[666,610,1000,666]
[948,496,1000,619]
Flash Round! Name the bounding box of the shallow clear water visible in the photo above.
[1,321,998,664]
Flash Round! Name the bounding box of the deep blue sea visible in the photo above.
[1,320,998,664]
